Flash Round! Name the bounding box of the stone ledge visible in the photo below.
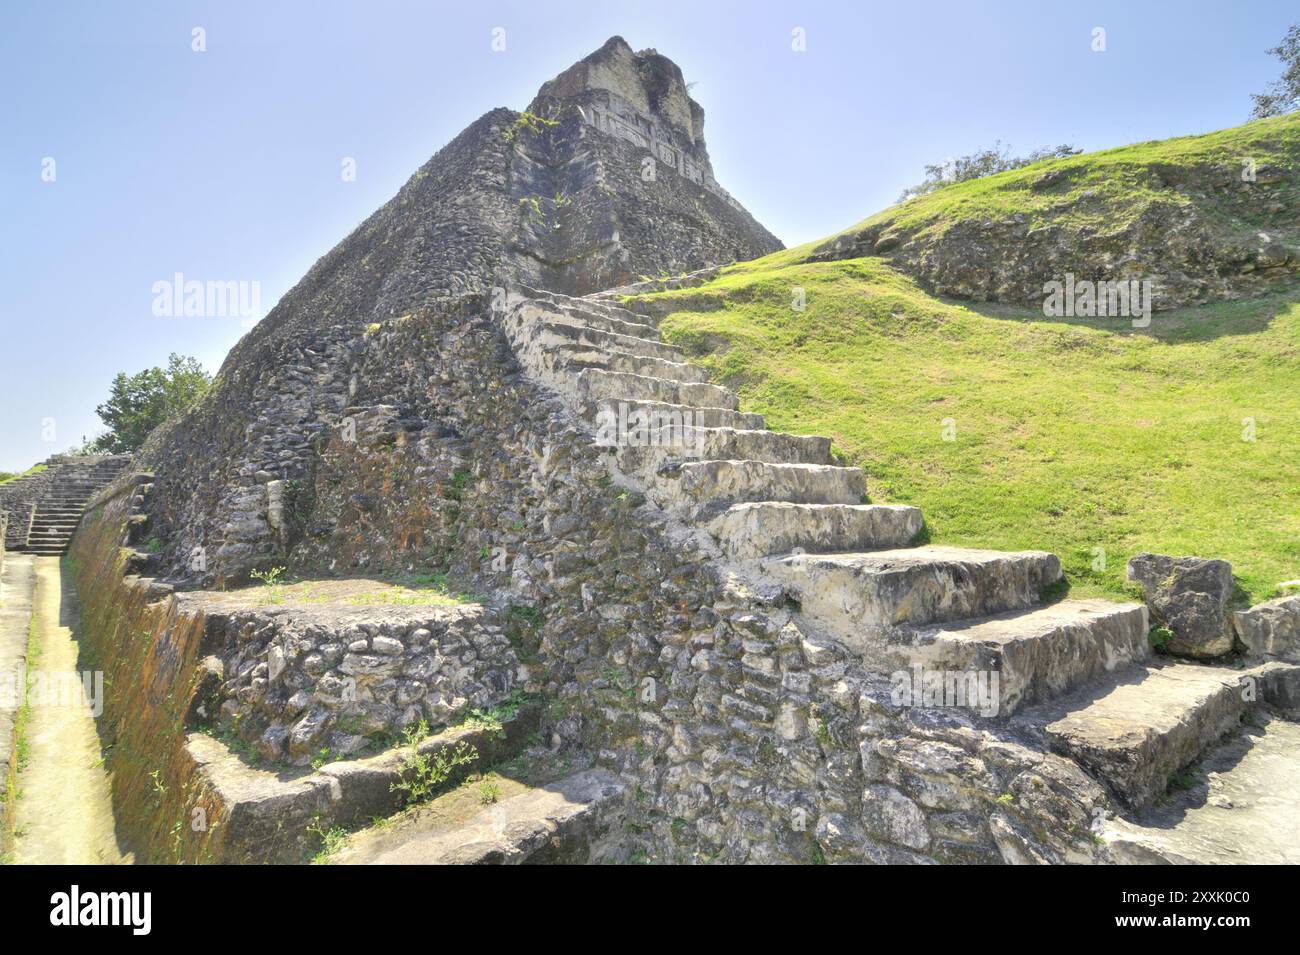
[185,700,541,863]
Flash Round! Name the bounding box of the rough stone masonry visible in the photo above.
[70,37,1300,865]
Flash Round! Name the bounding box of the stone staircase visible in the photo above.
[497,284,1300,822]
[2,456,132,556]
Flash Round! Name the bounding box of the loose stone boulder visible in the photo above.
[1126,553,1235,658]
[1234,595,1300,661]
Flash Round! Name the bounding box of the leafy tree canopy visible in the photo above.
[89,353,211,453]
[899,142,1080,202]
[1251,24,1300,118]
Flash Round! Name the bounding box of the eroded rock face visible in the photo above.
[1127,553,1235,658]
[809,147,1300,311]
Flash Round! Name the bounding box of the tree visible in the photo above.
[90,354,211,453]
[1251,24,1300,118]
[899,142,1080,202]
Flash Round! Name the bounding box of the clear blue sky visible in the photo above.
[1,0,1294,471]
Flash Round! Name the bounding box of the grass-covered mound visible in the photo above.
[806,113,1300,309]
[637,255,1300,604]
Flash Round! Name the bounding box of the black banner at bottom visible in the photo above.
[0,863,1279,940]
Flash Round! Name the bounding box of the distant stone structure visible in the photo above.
[0,455,130,553]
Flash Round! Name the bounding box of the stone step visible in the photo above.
[895,599,1149,718]
[514,284,651,328]
[574,368,738,411]
[649,460,867,515]
[517,317,685,364]
[538,301,660,340]
[593,398,764,433]
[759,545,1062,645]
[333,769,626,864]
[1044,661,1300,809]
[554,344,712,384]
[1102,718,1300,864]
[705,501,923,560]
[607,427,832,476]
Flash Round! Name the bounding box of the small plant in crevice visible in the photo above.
[809,703,832,747]
[445,469,472,502]
[1148,626,1173,652]
[307,818,349,864]
[389,720,479,807]
[250,565,288,604]
[504,604,544,661]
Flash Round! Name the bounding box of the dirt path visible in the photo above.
[10,556,131,864]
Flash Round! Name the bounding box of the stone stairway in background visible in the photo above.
[497,284,1300,825]
[2,456,132,556]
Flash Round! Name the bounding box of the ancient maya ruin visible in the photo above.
[2,34,1299,872]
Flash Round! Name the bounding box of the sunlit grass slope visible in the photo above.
[640,257,1300,604]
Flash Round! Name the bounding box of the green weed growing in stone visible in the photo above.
[250,566,288,604]
[307,819,349,864]
[1148,627,1174,651]
[390,721,479,806]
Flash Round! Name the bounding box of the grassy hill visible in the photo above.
[631,120,1300,605]
[806,112,1300,309]
[828,112,1300,245]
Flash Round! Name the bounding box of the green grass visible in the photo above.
[0,463,47,486]
[643,255,1300,604]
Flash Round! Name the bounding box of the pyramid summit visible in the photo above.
[135,38,780,582]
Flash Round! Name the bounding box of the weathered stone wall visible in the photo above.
[1,461,59,549]
[69,288,1113,864]
[67,474,214,863]
[211,602,521,766]
[68,470,533,862]
[234,293,1107,863]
